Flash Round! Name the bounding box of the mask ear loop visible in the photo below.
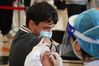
[72,39,83,59]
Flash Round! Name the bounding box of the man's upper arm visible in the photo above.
[41,52,54,66]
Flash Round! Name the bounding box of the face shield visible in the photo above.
[67,14,99,59]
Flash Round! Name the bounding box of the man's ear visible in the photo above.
[28,20,35,29]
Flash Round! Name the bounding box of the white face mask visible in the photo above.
[40,31,52,39]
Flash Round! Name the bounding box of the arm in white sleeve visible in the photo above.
[24,38,51,66]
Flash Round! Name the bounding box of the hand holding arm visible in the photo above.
[49,52,63,66]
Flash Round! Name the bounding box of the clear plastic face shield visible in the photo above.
[67,15,99,44]
[67,15,99,59]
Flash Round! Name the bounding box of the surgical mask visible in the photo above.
[40,31,52,39]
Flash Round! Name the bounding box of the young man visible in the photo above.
[9,2,62,66]
[68,5,99,66]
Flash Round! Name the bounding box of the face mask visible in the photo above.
[40,31,52,39]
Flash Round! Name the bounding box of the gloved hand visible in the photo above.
[24,38,51,66]
[49,52,63,66]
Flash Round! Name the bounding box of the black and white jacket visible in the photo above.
[9,25,41,66]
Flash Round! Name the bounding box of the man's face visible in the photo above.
[33,21,55,36]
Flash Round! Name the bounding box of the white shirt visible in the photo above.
[84,60,99,66]
[24,44,50,66]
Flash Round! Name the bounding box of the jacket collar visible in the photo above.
[20,25,32,33]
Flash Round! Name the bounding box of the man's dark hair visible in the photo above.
[26,1,58,26]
